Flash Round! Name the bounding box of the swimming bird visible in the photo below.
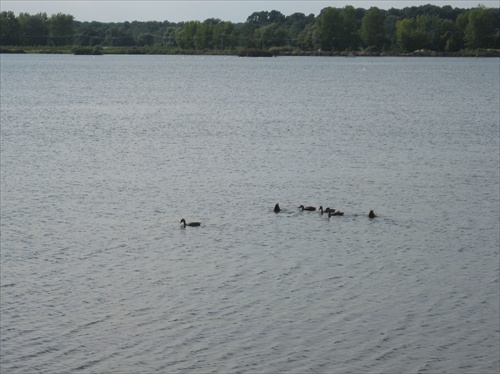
[329,210,344,217]
[368,210,377,219]
[180,219,201,227]
[274,203,281,213]
[319,206,335,214]
[299,205,316,211]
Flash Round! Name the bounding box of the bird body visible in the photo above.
[329,210,344,217]
[368,210,377,219]
[274,203,281,213]
[180,219,201,227]
[299,205,316,211]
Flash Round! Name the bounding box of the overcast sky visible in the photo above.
[2,1,498,23]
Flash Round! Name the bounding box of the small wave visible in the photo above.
[0,283,16,288]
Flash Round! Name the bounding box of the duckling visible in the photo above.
[329,210,344,217]
[180,219,201,227]
[368,210,377,219]
[274,203,281,213]
[299,205,316,211]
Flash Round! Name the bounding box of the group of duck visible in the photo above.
[274,203,377,219]
[180,205,377,228]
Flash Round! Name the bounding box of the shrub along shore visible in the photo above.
[1,45,499,57]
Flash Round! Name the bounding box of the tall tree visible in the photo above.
[268,10,286,25]
[439,19,463,51]
[176,21,199,49]
[162,27,178,47]
[297,23,316,50]
[414,14,442,50]
[361,7,386,49]
[464,6,493,49]
[49,13,74,46]
[255,23,284,48]
[212,21,234,49]
[384,14,399,49]
[340,5,358,50]
[238,22,257,48]
[18,12,49,46]
[316,7,341,51]
[194,21,213,49]
[0,11,21,45]
[396,18,427,51]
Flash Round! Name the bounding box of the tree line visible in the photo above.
[1,5,499,54]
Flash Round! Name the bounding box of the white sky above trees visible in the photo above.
[1,1,497,23]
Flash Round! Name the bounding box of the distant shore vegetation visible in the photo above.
[1,5,499,56]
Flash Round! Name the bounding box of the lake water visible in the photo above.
[1,54,499,373]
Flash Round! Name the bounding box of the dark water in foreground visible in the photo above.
[1,55,499,373]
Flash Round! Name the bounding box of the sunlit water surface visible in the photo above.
[1,54,499,373]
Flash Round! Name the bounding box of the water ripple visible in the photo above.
[1,55,498,374]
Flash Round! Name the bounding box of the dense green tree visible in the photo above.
[440,19,464,51]
[414,14,442,50]
[493,29,500,48]
[247,11,268,26]
[316,7,341,51]
[269,10,286,25]
[455,12,469,32]
[136,32,155,46]
[395,18,412,50]
[399,4,445,20]
[283,12,314,31]
[194,21,213,49]
[361,7,386,49]
[247,10,285,27]
[283,12,314,47]
[104,25,134,46]
[176,20,199,49]
[162,27,178,47]
[75,22,106,46]
[340,5,358,50]
[18,12,49,45]
[316,6,360,51]
[49,13,74,46]
[383,14,399,49]
[439,5,462,21]
[396,14,457,51]
[255,23,287,48]
[212,21,235,49]
[296,23,316,50]
[238,22,257,48]
[275,27,289,47]
[0,11,21,45]
[396,18,426,51]
[464,6,494,49]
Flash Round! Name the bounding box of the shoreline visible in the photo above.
[1,46,499,57]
